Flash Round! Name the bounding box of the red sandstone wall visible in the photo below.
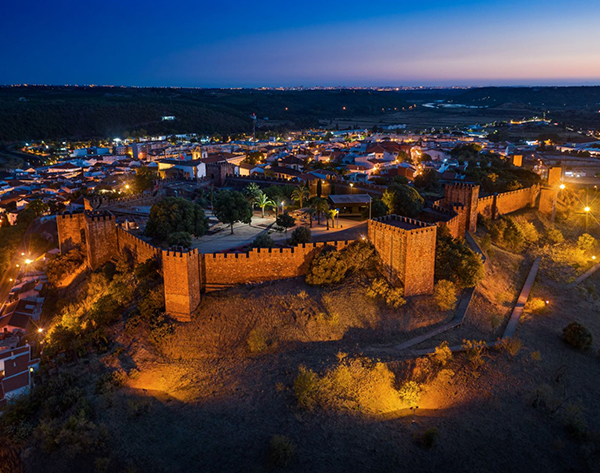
[116,227,160,265]
[494,186,539,216]
[84,214,118,270]
[538,187,555,216]
[202,241,351,291]
[404,227,436,296]
[368,217,436,296]
[163,249,201,322]
[57,213,86,253]
[476,195,495,219]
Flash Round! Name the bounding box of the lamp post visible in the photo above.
[349,182,354,194]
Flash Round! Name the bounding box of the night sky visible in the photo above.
[2,0,599,87]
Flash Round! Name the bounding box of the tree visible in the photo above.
[145,197,209,242]
[276,212,296,232]
[244,183,262,206]
[256,192,275,218]
[362,198,387,219]
[17,199,49,226]
[435,226,484,288]
[213,190,253,234]
[325,209,337,230]
[303,207,316,228]
[310,197,330,225]
[413,169,440,192]
[167,231,192,248]
[434,280,457,311]
[291,186,310,209]
[252,233,275,249]
[382,183,424,218]
[132,167,157,194]
[289,226,311,245]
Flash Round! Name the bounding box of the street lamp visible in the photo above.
[349,182,354,194]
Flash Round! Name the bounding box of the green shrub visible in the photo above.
[252,233,275,249]
[434,280,457,311]
[498,337,522,360]
[429,341,453,368]
[415,427,439,449]
[306,248,348,286]
[546,228,564,244]
[267,435,297,468]
[289,226,311,245]
[562,322,593,350]
[366,278,406,308]
[293,366,320,410]
[435,227,484,287]
[398,381,422,407]
[462,340,487,371]
[293,356,403,413]
[247,328,270,353]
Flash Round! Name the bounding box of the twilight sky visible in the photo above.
[2,0,600,87]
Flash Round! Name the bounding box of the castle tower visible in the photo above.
[442,183,480,236]
[57,212,87,253]
[368,216,436,296]
[84,211,118,270]
[162,248,201,322]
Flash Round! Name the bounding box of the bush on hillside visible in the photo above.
[434,280,457,311]
[562,322,593,350]
[266,435,297,468]
[366,278,406,308]
[306,240,377,286]
[46,247,85,286]
[293,355,404,413]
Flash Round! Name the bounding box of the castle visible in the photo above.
[57,183,541,322]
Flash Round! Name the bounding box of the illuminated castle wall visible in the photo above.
[56,182,541,321]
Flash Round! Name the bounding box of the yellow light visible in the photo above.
[593,256,597,260]
[25,259,33,264]
[559,184,565,190]
[584,207,591,212]
[37,328,43,333]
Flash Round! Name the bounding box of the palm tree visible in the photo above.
[325,209,337,230]
[256,193,275,218]
[291,185,310,209]
[310,197,330,225]
[303,208,316,228]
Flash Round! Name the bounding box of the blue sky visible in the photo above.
[1,0,599,87]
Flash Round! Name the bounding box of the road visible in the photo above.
[0,221,41,314]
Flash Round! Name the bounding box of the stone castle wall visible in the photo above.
[162,249,201,322]
[116,226,161,266]
[203,241,351,292]
[84,212,118,270]
[57,212,86,253]
[494,185,539,216]
[476,195,496,219]
[368,216,436,296]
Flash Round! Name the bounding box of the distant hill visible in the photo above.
[0,85,599,141]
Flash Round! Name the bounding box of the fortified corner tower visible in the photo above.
[84,211,118,270]
[441,183,480,236]
[162,248,201,322]
[57,212,87,253]
[368,215,436,296]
